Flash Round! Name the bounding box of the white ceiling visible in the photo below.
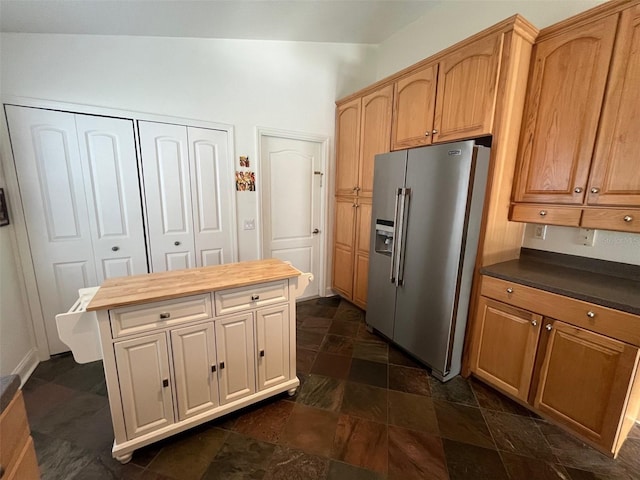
[0,0,440,44]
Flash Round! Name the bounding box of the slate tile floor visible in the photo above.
[22,297,640,480]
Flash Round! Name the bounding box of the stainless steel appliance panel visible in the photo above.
[393,142,476,373]
[365,150,407,339]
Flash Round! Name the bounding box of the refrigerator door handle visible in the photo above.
[389,188,402,283]
[395,188,410,287]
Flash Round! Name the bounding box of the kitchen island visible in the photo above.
[86,259,312,463]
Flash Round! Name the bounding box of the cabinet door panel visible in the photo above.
[470,297,542,401]
[588,5,640,207]
[359,85,393,197]
[75,114,148,281]
[115,333,173,439]
[171,323,218,420]
[139,121,195,271]
[535,321,639,449]
[353,200,372,309]
[335,99,361,196]
[433,32,502,143]
[392,64,438,150]
[514,16,618,204]
[332,197,356,298]
[5,106,98,355]
[216,313,256,405]
[256,305,290,390]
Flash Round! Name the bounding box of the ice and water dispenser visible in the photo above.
[374,219,394,255]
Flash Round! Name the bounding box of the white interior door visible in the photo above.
[187,127,234,266]
[6,106,98,354]
[260,135,323,299]
[75,114,148,281]
[139,121,195,271]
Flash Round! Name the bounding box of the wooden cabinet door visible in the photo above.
[171,323,219,420]
[114,333,174,439]
[335,98,361,196]
[535,320,640,450]
[513,15,618,204]
[359,85,393,198]
[352,199,372,309]
[256,304,290,390]
[391,63,438,150]
[433,32,503,143]
[588,5,640,207]
[215,313,256,405]
[332,197,356,298]
[470,297,542,402]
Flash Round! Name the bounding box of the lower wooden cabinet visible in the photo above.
[469,275,640,457]
[0,391,40,480]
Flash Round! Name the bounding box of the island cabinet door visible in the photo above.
[170,323,219,420]
[256,305,290,391]
[215,313,256,405]
[470,297,542,402]
[114,333,174,439]
[534,320,640,451]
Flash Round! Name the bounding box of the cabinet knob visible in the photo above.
[506,287,513,294]
[352,186,358,191]
[111,246,120,252]
[624,215,633,223]
[211,364,217,373]
[259,350,265,357]
[531,320,538,327]
[220,361,225,369]
[424,131,430,137]
[355,186,361,191]
[586,311,596,318]
[545,324,553,331]
[159,312,170,319]
[574,187,583,194]
[174,241,181,246]
[352,203,357,208]
[162,379,169,387]
[251,294,260,301]
[590,187,600,194]
[432,129,438,134]
[539,210,547,217]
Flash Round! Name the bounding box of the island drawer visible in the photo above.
[110,294,213,338]
[215,280,288,316]
[480,276,640,346]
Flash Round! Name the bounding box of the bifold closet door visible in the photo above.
[6,106,148,354]
[139,121,234,271]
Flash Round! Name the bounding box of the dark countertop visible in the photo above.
[480,249,640,316]
[0,374,21,414]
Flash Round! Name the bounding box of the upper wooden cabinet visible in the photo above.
[511,2,640,232]
[391,31,503,150]
[335,85,393,198]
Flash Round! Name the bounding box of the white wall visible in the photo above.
[0,155,37,378]
[0,33,378,261]
[374,0,606,79]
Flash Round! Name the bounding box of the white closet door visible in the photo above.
[139,121,195,271]
[187,127,234,266]
[75,115,148,281]
[6,106,97,354]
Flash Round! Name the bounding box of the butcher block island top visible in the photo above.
[87,258,302,311]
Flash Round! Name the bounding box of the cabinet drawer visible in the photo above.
[215,280,288,316]
[0,392,30,477]
[581,208,640,233]
[510,204,581,226]
[110,294,213,338]
[480,276,640,346]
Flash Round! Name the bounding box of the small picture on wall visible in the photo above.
[235,171,256,191]
[0,188,9,226]
[239,156,250,168]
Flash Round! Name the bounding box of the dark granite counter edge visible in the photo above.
[479,268,640,316]
[0,374,21,414]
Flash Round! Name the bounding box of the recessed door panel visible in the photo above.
[215,313,256,405]
[257,305,290,390]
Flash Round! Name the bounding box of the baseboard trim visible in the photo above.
[12,347,39,387]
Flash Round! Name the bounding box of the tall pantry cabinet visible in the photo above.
[6,106,147,354]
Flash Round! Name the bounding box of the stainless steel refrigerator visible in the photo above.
[366,140,490,382]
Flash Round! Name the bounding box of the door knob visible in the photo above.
[545,324,553,331]
[174,241,181,246]
[432,129,438,134]
[574,187,583,193]
[424,131,430,137]
[539,210,547,217]
[624,215,633,222]
[590,187,600,194]
[111,246,120,252]
[531,320,538,327]
[312,229,320,234]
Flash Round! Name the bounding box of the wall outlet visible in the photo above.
[533,224,547,240]
[578,227,596,246]
[243,219,255,230]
